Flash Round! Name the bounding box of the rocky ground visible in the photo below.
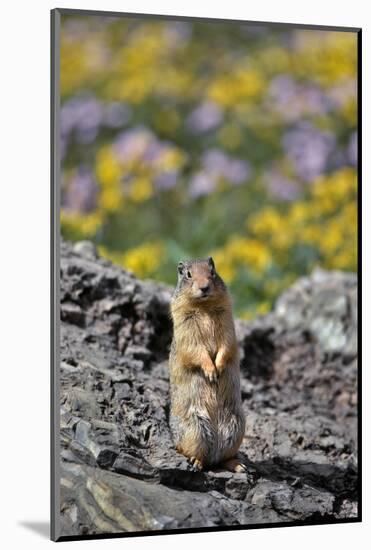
[58,239,358,538]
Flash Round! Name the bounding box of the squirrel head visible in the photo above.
[174,256,227,304]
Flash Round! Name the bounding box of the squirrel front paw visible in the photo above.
[215,347,228,373]
[202,363,218,382]
[214,356,225,373]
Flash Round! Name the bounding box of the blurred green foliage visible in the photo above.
[60,14,357,317]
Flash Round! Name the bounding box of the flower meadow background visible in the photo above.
[60,13,358,318]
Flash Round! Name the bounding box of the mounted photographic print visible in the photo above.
[51,8,361,542]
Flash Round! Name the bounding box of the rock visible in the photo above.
[58,238,358,538]
[246,480,335,520]
[73,240,99,260]
[60,461,278,537]
[60,303,85,327]
[275,268,357,357]
[113,452,158,479]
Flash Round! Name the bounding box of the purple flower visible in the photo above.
[112,127,187,193]
[201,149,250,184]
[113,127,153,163]
[154,171,178,190]
[164,21,192,46]
[329,79,357,108]
[142,141,168,165]
[227,159,251,184]
[269,75,297,105]
[269,75,331,122]
[62,167,98,213]
[266,170,300,201]
[329,150,348,171]
[60,96,131,158]
[103,102,131,128]
[113,128,184,180]
[202,149,230,175]
[302,86,331,116]
[282,122,335,182]
[188,172,216,198]
[187,101,223,134]
[60,97,103,144]
[62,19,89,40]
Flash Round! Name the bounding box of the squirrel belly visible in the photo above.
[168,257,246,470]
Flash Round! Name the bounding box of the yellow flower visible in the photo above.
[96,146,122,187]
[248,207,283,234]
[289,202,309,224]
[95,146,123,212]
[100,187,122,212]
[293,31,357,87]
[157,148,186,171]
[327,250,353,271]
[129,177,153,202]
[99,241,165,278]
[248,207,292,251]
[318,220,343,254]
[211,252,237,283]
[115,75,154,104]
[61,209,103,239]
[341,98,357,124]
[122,242,165,277]
[214,236,271,276]
[313,168,356,203]
[343,202,358,225]
[208,68,264,108]
[155,68,194,99]
[256,301,270,315]
[300,225,323,246]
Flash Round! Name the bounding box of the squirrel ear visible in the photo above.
[177,261,185,275]
[208,256,215,269]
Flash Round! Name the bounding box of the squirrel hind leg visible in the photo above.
[188,456,204,471]
[220,457,247,473]
[176,444,205,471]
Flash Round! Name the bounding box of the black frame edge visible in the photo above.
[50,8,55,542]
[51,7,61,543]
[55,7,361,32]
[356,27,362,523]
[56,517,361,543]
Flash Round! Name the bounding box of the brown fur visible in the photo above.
[168,258,246,470]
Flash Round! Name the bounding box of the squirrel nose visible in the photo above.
[200,284,210,294]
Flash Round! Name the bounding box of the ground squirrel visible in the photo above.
[168,256,246,472]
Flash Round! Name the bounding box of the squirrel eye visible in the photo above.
[186,270,192,279]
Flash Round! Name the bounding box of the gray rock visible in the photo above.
[275,268,357,356]
[61,302,85,327]
[58,238,358,537]
[73,240,99,260]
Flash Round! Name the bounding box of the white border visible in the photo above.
[1,1,368,548]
